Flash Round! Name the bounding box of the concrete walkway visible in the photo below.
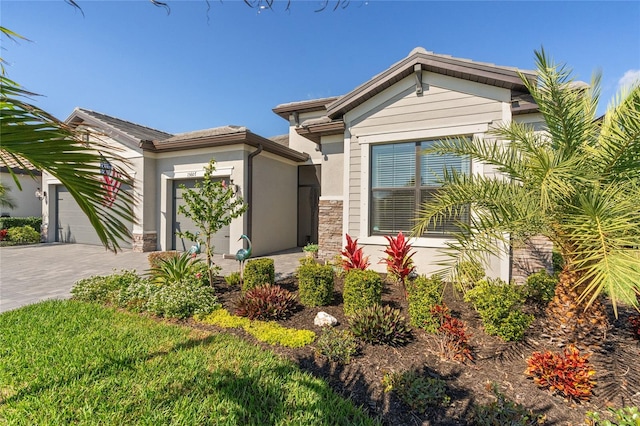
[0,243,305,313]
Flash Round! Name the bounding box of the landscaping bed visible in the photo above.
[200,273,640,425]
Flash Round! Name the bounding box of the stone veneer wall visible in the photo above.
[318,200,343,262]
[511,235,553,284]
[132,232,157,252]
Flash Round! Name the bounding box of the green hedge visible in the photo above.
[297,262,334,307]
[343,269,383,316]
[0,216,42,232]
[407,275,443,333]
[243,258,275,292]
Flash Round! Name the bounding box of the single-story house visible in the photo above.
[41,47,550,281]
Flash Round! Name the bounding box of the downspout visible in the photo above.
[246,144,263,240]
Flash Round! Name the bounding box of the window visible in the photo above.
[370,140,469,236]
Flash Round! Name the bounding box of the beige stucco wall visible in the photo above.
[0,172,42,218]
[250,152,298,256]
[342,71,513,280]
[318,134,344,198]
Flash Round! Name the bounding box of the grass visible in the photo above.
[0,300,376,425]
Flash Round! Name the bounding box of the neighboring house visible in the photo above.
[42,47,550,281]
[0,151,42,218]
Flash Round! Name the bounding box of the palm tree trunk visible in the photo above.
[544,266,610,347]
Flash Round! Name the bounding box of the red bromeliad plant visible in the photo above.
[341,234,370,271]
[380,231,416,290]
[525,345,596,401]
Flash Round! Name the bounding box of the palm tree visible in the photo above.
[1,27,135,251]
[414,49,640,345]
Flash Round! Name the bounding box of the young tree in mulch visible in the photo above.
[177,159,247,287]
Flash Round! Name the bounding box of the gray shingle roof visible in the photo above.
[75,108,173,141]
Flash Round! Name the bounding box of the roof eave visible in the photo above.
[295,120,345,144]
[272,97,339,120]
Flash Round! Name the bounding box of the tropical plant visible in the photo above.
[315,327,359,364]
[341,233,370,271]
[349,304,413,346]
[414,49,640,344]
[148,251,204,285]
[1,27,135,252]
[382,370,450,412]
[176,158,247,287]
[234,284,297,320]
[380,231,416,293]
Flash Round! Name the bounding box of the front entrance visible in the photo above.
[297,165,321,247]
[172,179,230,254]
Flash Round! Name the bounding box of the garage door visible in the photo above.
[172,179,230,254]
[56,185,133,248]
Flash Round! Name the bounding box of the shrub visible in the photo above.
[7,225,40,244]
[0,216,41,232]
[115,278,159,312]
[235,284,297,320]
[242,258,275,292]
[341,234,370,271]
[71,270,141,304]
[342,269,383,315]
[0,229,8,241]
[349,304,412,347]
[380,231,415,288]
[525,270,558,303]
[382,370,450,412]
[586,406,640,425]
[297,262,334,307]
[552,249,565,274]
[147,278,220,319]
[525,345,596,402]
[407,274,444,333]
[225,271,242,286]
[148,252,205,285]
[315,327,359,364]
[302,243,319,254]
[628,315,640,340]
[473,383,545,425]
[431,304,473,363]
[454,260,485,292]
[147,251,179,268]
[465,278,533,341]
[197,308,251,328]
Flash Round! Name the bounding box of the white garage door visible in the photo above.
[172,179,230,254]
[56,185,133,248]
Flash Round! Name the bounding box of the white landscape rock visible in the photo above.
[314,311,338,327]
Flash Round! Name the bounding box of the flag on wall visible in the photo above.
[100,159,122,208]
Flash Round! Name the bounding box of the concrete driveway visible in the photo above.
[0,243,304,313]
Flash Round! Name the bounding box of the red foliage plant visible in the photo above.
[341,234,370,271]
[0,229,7,241]
[525,345,596,402]
[431,304,473,363]
[628,315,640,339]
[235,284,297,321]
[380,231,416,286]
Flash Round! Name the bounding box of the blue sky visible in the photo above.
[3,1,639,138]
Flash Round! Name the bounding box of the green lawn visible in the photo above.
[0,300,376,425]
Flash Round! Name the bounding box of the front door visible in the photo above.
[297,165,321,246]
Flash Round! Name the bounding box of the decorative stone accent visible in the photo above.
[318,199,343,262]
[314,311,338,327]
[511,235,553,284]
[132,231,157,252]
[40,224,48,243]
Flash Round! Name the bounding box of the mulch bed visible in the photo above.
[189,274,640,425]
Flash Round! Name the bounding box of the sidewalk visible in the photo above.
[0,243,305,313]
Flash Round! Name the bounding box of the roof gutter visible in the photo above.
[246,144,263,241]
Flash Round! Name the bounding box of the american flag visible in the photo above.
[100,160,122,208]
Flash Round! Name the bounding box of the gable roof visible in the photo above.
[66,108,173,149]
[325,47,537,119]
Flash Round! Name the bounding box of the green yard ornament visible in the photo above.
[177,159,247,287]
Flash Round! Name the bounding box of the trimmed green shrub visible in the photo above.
[242,258,275,292]
[71,270,141,304]
[349,304,412,346]
[7,225,40,244]
[297,262,334,307]
[382,370,450,412]
[587,406,640,425]
[454,260,485,292]
[147,251,179,268]
[315,327,359,364]
[407,274,444,333]
[343,269,383,315]
[473,383,545,425]
[147,277,219,319]
[0,216,41,232]
[235,284,297,320]
[465,278,533,341]
[525,270,558,303]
